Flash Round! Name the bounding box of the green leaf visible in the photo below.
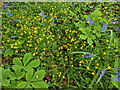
[31,70,45,81]
[26,84,32,88]
[87,38,93,45]
[13,58,22,66]
[84,15,89,19]
[111,75,119,89]
[23,52,32,66]
[31,81,48,88]
[26,68,33,82]
[16,72,25,80]
[12,65,22,75]
[74,22,80,27]
[3,68,11,79]
[17,81,28,88]
[96,33,101,38]
[2,80,10,86]
[80,35,87,40]
[4,49,13,57]
[90,35,96,40]
[9,72,16,80]
[114,58,118,68]
[26,60,40,68]
[92,30,96,33]
[79,28,87,35]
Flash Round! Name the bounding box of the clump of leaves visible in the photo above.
[2,52,48,89]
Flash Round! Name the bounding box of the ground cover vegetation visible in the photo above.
[1,1,120,89]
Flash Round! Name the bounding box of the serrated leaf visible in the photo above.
[26,68,33,82]
[87,38,93,45]
[31,70,45,81]
[17,81,28,88]
[31,81,48,88]
[23,52,32,66]
[13,58,22,66]
[80,35,87,40]
[26,60,40,68]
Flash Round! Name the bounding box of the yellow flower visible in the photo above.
[33,53,35,56]
[45,80,47,82]
[113,22,115,24]
[98,17,101,19]
[62,76,65,79]
[98,57,101,60]
[103,52,106,55]
[34,30,38,33]
[15,43,17,45]
[58,75,60,77]
[96,63,99,66]
[105,7,107,9]
[15,50,18,53]
[106,40,109,42]
[52,75,54,77]
[95,66,98,69]
[87,67,89,70]
[40,56,42,59]
[91,57,94,60]
[92,72,95,75]
[107,66,111,69]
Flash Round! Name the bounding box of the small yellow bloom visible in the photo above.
[92,72,95,75]
[62,76,65,79]
[103,52,106,55]
[98,17,101,19]
[113,22,115,24]
[95,66,98,69]
[96,63,99,66]
[33,53,35,56]
[52,75,54,77]
[87,67,89,70]
[15,50,18,53]
[106,40,109,42]
[107,66,111,69]
[91,57,94,60]
[45,80,47,82]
